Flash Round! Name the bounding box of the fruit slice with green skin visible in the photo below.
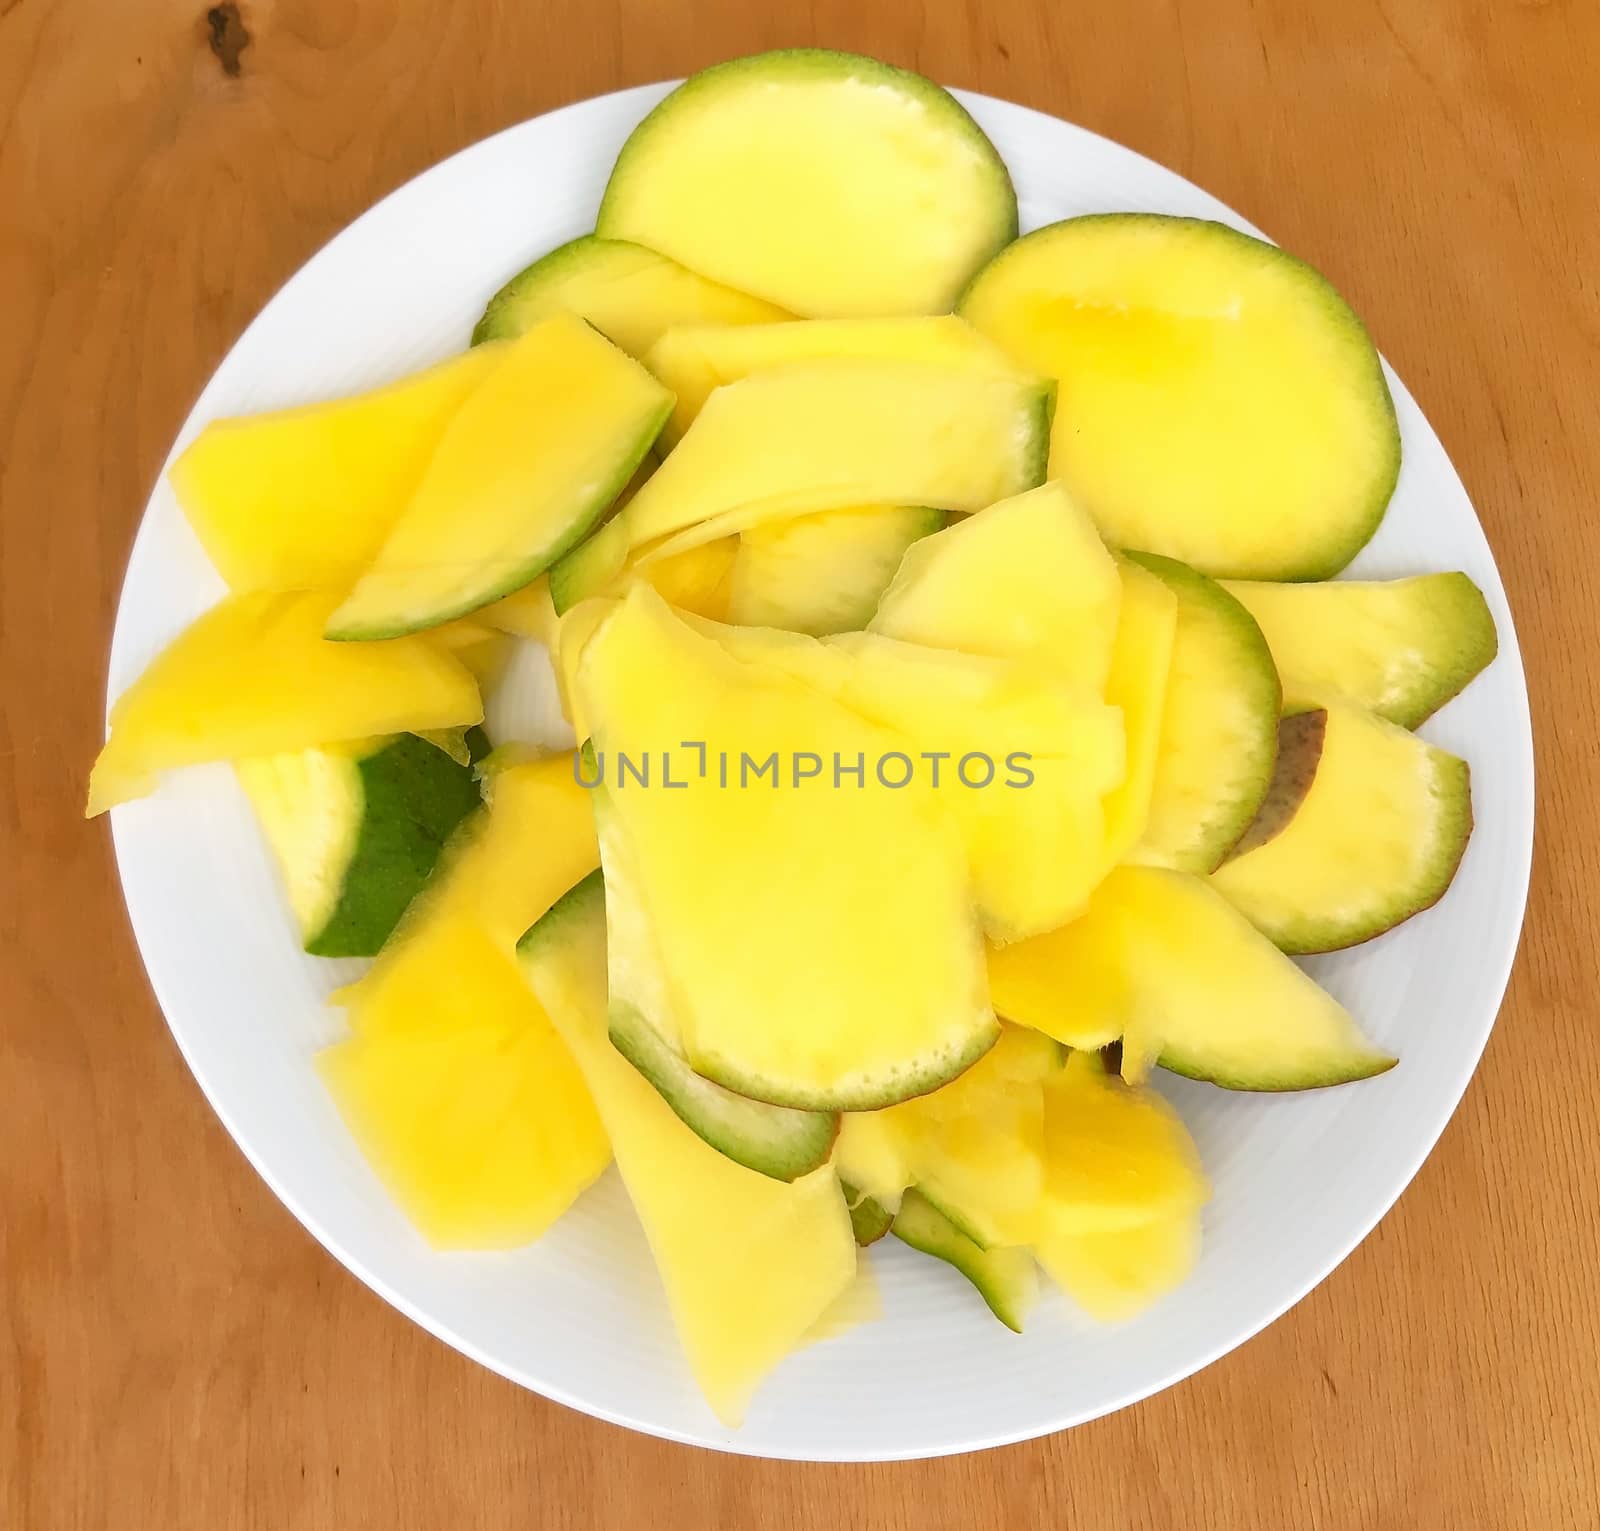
[605,360,1053,560]
[170,345,506,593]
[1212,701,1473,952]
[517,870,856,1427]
[1036,1208,1201,1324]
[870,481,1123,694]
[960,214,1400,579]
[597,49,1017,319]
[1224,709,1327,859]
[1220,573,1498,728]
[326,314,672,640]
[727,506,946,636]
[1129,553,1281,872]
[993,865,1395,1089]
[86,591,482,817]
[841,1182,895,1247]
[1100,561,1180,866]
[574,587,996,1110]
[471,235,789,355]
[548,519,739,619]
[646,316,1019,447]
[237,728,485,957]
[892,1188,1037,1333]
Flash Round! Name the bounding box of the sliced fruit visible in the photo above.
[892,1188,1037,1333]
[960,214,1400,579]
[635,537,738,621]
[1225,709,1327,859]
[170,345,506,593]
[516,870,856,1427]
[1035,1208,1201,1324]
[727,506,945,636]
[237,730,483,957]
[597,49,1016,318]
[549,513,633,615]
[841,1183,895,1247]
[574,587,996,1110]
[472,235,788,355]
[1212,701,1473,952]
[1129,553,1281,872]
[1099,561,1180,865]
[478,575,560,646]
[325,314,672,639]
[611,360,1054,558]
[86,591,482,817]
[1221,572,1498,727]
[870,481,1123,694]
[990,865,1396,1089]
[646,316,1019,446]
[548,518,739,620]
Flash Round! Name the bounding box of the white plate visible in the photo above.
[107,81,1534,1461]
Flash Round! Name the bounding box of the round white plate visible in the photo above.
[107,81,1534,1461]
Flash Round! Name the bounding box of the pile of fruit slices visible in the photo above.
[89,49,1500,1426]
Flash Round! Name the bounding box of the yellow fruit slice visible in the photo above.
[960,214,1400,579]
[645,316,1019,446]
[170,346,506,593]
[86,591,481,817]
[518,871,856,1426]
[477,576,560,646]
[326,315,672,639]
[893,1188,1038,1333]
[574,588,995,1110]
[1035,1208,1202,1324]
[597,50,1016,318]
[472,236,789,356]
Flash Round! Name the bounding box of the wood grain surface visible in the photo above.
[3,1,1597,1525]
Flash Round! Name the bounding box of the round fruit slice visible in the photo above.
[960,214,1400,579]
[597,49,1017,318]
[1130,553,1281,872]
[1212,700,1473,952]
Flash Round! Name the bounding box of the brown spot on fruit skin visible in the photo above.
[204,4,250,77]
[1222,709,1328,861]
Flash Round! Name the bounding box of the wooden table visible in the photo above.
[4,2,1597,1524]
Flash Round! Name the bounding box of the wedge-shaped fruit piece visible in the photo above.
[870,481,1123,693]
[548,518,738,619]
[318,922,608,1248]
[1036,1052,1208,1236]
[86,591,481,817]
[892,1188,1037,1333]
[841,1183,895,1247]
[1212,701,1472,951]
[646,316,1019,446]
[1036,1208,1201,1324]
[1221,573,1498,727]
[170,346,506,593]
[610,360,1053,558]
[698,621,1124,942]
[576,588,996,1109]
[1130,553,1281,872]
[597,49,1016,318]
[472,236,789,355]
[960,214,1400,579]
[1100,561,1180,865]
[237,729,484,957]
[993,866,1395,1088]
[727,506,946,636]
[326,314,672,639]
[517,871,855,1426]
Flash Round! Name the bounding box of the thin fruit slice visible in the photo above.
[727,506,946,636]
[1130,553,1281,872]
[597,49,1016,318]
[548,519,738,619]
[646,316,1019,446]
[517,871,855,1427]
[326,314,672,639]
[609,360,1054,558]
[842,1184,895,1247]
[960,213,1400,579]
[1225,709,1327,859]
[892,1188,1037,1333]
[170,346,506,593]
[1212,701,1472,952]
[86,591,481,817]
[992,865,1396,1089]
[1221,573,1498,727]
[237,729,484,957]
[1036,1208,1201,1324]
[472,235,788,355]
[574,588,996,1110]
[870,481,1123,694]
[1099,561,1180,865]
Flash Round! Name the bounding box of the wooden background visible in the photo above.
[4,1,1597,1524]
